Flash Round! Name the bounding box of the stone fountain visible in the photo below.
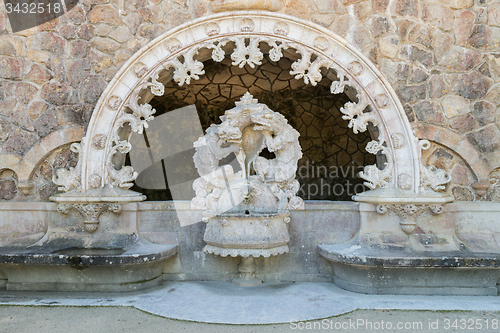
[191,93,304,286]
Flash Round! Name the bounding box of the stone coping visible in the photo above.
[0,241,177,266]
[318,243,500,268]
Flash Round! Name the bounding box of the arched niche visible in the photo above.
[54,11,421,197]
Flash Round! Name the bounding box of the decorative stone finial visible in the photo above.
[209,0,282,13]
[235,92,258,105]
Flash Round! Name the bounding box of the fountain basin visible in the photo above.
[203,212,290,258]
[0,241,177,292]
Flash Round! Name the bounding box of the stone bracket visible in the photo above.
[376,204,444,234]
[57,203,122,234]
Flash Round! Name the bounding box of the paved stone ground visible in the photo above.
[2,306,500,333]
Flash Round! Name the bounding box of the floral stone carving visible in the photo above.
[191,93,303,285]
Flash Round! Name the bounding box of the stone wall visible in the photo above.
[0,0,500,201]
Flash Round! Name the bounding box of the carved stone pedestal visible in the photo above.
[233,256,262,286]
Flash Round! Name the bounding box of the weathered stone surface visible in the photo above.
[0,179,17,200]
[12,104,34,131]
[469,25,500,51]
[311,14,336,27]
[4,128,39,156]
[15,83,38,105]
[396,18,414,41]
[422,3,453,31]
[38,182,58,201]
[0,99,17,118]
[394,83,426,103]
[394,0,418,17]
[38,161,53,182]
[373,0,390,12]
[441,94,470,118]
[89,49,113,73]
[408,23,434,48]
[54,105,85,127]
[439,46,483,72]
[432,30,454,62]
[0,35,26,57]
[454,10,475,46]
[489,2,500,27]
[28,101,47,120]
[123,13,143,35]
[37,33,66,55]
[77,23,95,40]
[94,24,114,37]
[53,146,79,169]
[192,0,209,17]
[46,55,66,81]
[66,5,86,24]
[91,37,121,54]
[349,25,373,49]
[0,57,21,79]
[59,25,78,39]
[451,72,492,100]
[428,75,448,99]
[80,75,107,104]
[331,15,352,37]
[408,67,429,83]
[26,50,50,64]
[485,84,500,105]
[379,59,409,83]
[69,40,90,58]
[473,100,496,126]
[452,186,475,201]
[446,0,474,10]
[139,6,163,23]
[367,15,390,37]
[89,5,122,25]
[451,163,470,186]
[109,26,132,43]
[450,113,480,133]
[113,50,131,67]
[351,1,372,20]
[477,7,488,24]
[138,23,158,39]
[413,100,446,125]
[0,116,13,141]
[467,124,500,153]
[33,106,59,137]
[398,45,433,68]
[41,82,72,105]
[164,9,193,30]
[378,35,399,58]
[25,64,52,84]
[68,59,90,88]
[314,0,345,13]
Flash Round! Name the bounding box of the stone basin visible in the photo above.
[0,241,177,292]
[203,212,290,258]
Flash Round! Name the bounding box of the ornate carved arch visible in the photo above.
[54,11,441,199]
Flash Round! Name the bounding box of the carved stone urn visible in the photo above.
[191,93,304,286]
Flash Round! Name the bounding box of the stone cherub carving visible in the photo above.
[191,92,304,213]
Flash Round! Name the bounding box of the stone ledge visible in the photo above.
[0,241,177,266]
[318,243,500,296]
[0,241,177,292]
